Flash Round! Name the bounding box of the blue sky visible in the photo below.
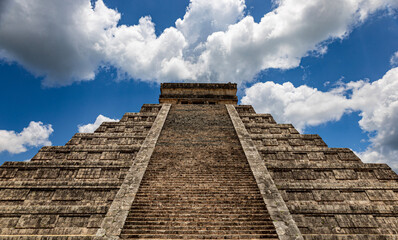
[0,0,397,171]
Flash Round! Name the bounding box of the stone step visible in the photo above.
[121,230,277,235]
[120,233,278,239]
[124,216,272,222]
[122,225,276,230]
[124,221,273,226]
[120,105,277,238]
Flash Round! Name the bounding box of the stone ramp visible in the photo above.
[120,105,278,239]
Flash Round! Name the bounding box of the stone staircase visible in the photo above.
[120,105,278,239]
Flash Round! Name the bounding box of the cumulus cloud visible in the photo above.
[242,67,398,171]
[241,81,350,131]
[390,51,398,66]
[0,121,53,154]
[0,0,397,85]
[78,114,118,133]
[175,0,245,46]
[0,0,119,86]
[349,68,398,170]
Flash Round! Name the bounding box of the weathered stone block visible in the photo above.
[308,152,325,160]
[333,169,358,180]
[335,214,378,228]
[16,215,58,229]
[0,169,17,178]
[313,190,344,202]
[0,189,29,200]
[52,190,84,201]
[366,190,397,201]
[35,169,60,179]
[76,168,101,179]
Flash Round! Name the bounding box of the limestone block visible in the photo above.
[357,170,377,179]
[335,214,378,228]
[67,137,81,145]
[76,168,101,179]
[277,152,295,160]
[100,152,119,160]
[289,139,305,146]
[91,138,107,145]
[338,152,360,161]
[375,217,398,233]
[303,216,339,229]
[261,152,277,160]
[285,191,314,201]
[271,170,293,179]
[314,138,327,146]
[307,152,325,160]
[289,128,300,134]
[270,127,282,134]
[292,170,317,180]
[374,169,398,180]
[16,215,58,229]
[32,152,54,160]
[333,169,358,180]
[264,139,278,146]
[67,152,88,160]
[115,126,125,132]
[26,190,55,200]
[15,169,37,179]
[0,217,19,228]
[324,153,339,161]
[313,190,344,202]
[366,190,397,201]
[340,191,370,202]
[316,170,335,180]
[53,152,68,160]
[52,190,84,201]
[294,153,309,160]
[0,169,17,179]
[86,153,102,161]
[35,169,60,179]
[0,189,29,200]
[100,169,121,179]
[56,216,90,227]
[58,169,77,179]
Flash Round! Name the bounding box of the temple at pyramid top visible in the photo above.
[159,82,238,104]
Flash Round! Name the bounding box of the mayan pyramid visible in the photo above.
[0,83,397,240]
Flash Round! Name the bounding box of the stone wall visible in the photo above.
[159,83,238,104]
[1,99,397,240]
[0,104,162,239]
[234,105,398,240]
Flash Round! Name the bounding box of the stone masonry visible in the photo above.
[0,83,397,240]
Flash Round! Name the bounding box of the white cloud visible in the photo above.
[175,0,245,45]
[241,81,350,131]
[390,51,398,66]
[242,67,398,171]
[0,0,397,85]
[78,114,118,133]
[0,121,53,154]
[0,0,120,86]
[349,68,398,171]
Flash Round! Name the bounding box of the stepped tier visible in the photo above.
[0,84,397,240]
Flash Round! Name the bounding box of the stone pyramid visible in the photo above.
[0,83,397,240]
